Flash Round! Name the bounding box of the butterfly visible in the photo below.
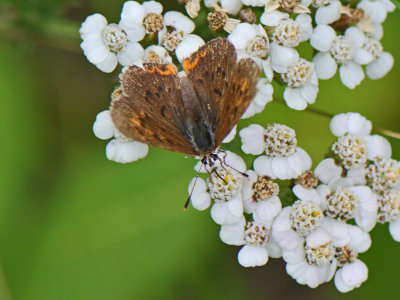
[110,38,260,165]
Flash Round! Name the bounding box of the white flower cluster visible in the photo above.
[80,2,399,293]
[80,1,205,73]
[82,0,395,163]
[188,112,399,293]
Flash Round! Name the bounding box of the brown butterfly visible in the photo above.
[110,38,260,165]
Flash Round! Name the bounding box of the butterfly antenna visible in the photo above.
[184,174,199,210]
[217,152,249,178]
[184,163,206,210]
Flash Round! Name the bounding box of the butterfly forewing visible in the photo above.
[110,63,198,155]
[215,58,260,145]
[182,38,260,149]
[183,39,237,141]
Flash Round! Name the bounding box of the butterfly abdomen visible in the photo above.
[189,122,215,155]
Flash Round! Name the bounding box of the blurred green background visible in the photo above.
[0,0,399,299]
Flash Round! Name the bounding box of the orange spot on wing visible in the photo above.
[145,64,177,75]
[183,57,200,71]
[198,49,208,58]
[183,49,208,71]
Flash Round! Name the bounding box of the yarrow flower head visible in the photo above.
[310,26,375,89]
[206,3,241,33]
[361,36,394,79]
[120,1,165,38]
[281,58,319,110]
[273,201,337,288]
[158,11,204,62]
[321,218,371,292]
[220,217,282,267]
[80,13,145,72]
[272,188,326,252]
[267,15,312,73]
[367,157,400,192]
[189,151,246,225]
[228,23,273,80]
[242,170,282,226]
[240,124,312,180]
[332,135,368,169]
[322,185,378,232]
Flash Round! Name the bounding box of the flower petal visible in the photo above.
[313,52,337,79]
[93,110,115,139]
[260,10,289,26]
[117,42,144,66]
[79,14,107,38]
[310,25,336,52]
[315,1,341,25]
[106,139,148,163]
[95,52,118,73]
[366,52,394,80]
[188,177,211,211]
[219,217,246,245]
[339,62,365,89]
[238,245,269,267]
[240,124,266,155]
[175,34,205,62]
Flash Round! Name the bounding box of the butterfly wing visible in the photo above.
[110,63,198,156]
[182,39,237,145]
[182,38,260,149]
[214,58,260,145]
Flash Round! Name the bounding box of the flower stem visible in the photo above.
[305,106,400,140]
[0,3,80,53]
[272,97,400,140]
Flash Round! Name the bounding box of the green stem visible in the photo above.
[0,4,80,53]
[273,97,400,140]
[305,106,400,140]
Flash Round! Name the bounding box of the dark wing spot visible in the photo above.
[153,133,162,142]
[213,88,222,97]
[217,66,222,72]
[138,117,146,128]
[157,86,163,93]
[160,105,166,117]
[137,127,145,136]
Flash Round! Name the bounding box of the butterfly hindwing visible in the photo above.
[110,63,198,156]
